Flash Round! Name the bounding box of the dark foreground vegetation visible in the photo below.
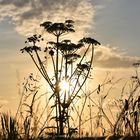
[0,20,140,140]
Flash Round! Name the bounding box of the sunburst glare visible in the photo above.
[59,80,69,92]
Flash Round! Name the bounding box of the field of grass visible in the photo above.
[0,73,139,140]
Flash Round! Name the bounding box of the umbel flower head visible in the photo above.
[40,20,75,36]
[20,34,43,53]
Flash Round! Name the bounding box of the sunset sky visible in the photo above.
[0,0,140,112]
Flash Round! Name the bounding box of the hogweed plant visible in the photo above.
[20,20,100,138]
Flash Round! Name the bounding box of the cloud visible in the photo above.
[0,0,139,69]
[0,0,29,7]
[0,0,96,39]
[94,45,139,68]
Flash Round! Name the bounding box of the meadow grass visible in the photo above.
[0,72,139,140]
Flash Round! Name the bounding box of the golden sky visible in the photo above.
[0,0,140,115]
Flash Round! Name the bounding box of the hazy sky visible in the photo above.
[0,0,140,111]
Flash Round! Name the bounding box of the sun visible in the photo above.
[59,80,69,92]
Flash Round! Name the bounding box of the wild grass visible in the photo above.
[0,69,140,139]
[112,63,140,139]
[0,67,140,140]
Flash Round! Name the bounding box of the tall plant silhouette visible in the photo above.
[21,20,100,137]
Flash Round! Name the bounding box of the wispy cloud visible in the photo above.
[0,0,139,69]
[94,45,139,68]
[0,0,95,39]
